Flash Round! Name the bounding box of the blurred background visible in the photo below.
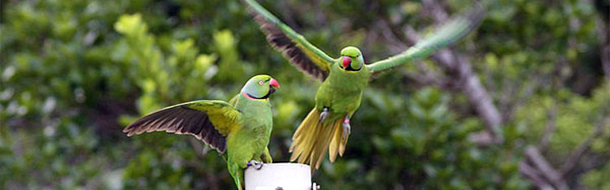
[1,0,609,189]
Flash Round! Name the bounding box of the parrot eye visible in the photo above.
[258,81,265,86]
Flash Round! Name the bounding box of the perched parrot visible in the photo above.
[244,0,486,171]
[123,75,280,190]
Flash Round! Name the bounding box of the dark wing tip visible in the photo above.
[123,129,133,136]
[124,106,228,153]
[122,127,130,134]
[249,9,328,81]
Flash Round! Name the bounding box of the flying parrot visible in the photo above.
[244,0,486,171]
[123,74,280,190]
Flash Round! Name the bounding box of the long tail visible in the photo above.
[290,108,349,171]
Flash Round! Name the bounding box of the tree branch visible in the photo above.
[376,19,445,87]
[421,0,448,23]
[519,161,554,190]
[560,116,610,176]
[537,102,557,151]
[537,61,566,151]
[599,17,610,82]
[401,1,504,143]
[522,146,570,190]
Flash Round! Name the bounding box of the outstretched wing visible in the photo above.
[123,100,242,154]
[367,2,487,73]
[245,0,336,81]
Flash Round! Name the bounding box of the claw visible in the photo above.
[247,160,264,170]
[342,117,351,140]
[319,107,329,123]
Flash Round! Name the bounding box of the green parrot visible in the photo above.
[123,74,280,190]
[244,0,486,171]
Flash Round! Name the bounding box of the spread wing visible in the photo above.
[245,0,336,81]
[367,2,487,74]
[123,100,242,154]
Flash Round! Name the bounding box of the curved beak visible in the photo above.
[269,78,280,89]
[342,56,351,69]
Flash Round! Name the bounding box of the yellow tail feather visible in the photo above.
[290,108,350,172]
[309,119,338,170]
[328,119,343,162]
[289,109,320,163]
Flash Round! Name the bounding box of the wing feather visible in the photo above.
[123,100,242,154]
[367,1,487,74]
[245,0,336,81]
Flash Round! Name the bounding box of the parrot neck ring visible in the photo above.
[242,91,271,100]
[241,78,279,100]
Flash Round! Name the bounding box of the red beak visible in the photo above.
[269,78,280,88]
[342,56,351,69]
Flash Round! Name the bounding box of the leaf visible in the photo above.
[114,13,147,37]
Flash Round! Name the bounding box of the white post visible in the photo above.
[244,163,318,190]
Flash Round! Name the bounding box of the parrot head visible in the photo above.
[339,46,364,71]
[241,74,280,100]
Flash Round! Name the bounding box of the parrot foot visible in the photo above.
[247,160,264,170]
[319,107,329,123]
[342,117,351,140]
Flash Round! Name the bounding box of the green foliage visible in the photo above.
[516,83,610,161]
[1,0,608,189]
[113,13,218,113]
[315,88,528,189]
[581,163,610,190]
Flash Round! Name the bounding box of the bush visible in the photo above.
[1,0,608,189]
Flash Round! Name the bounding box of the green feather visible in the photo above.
[367,2,487,72]
[245,0,486,171]
[245,0,336,81]
[124,74,279,190]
